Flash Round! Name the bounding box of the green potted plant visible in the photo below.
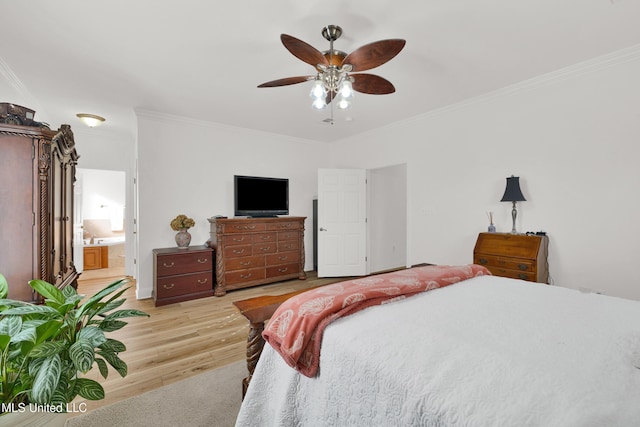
[0,273,149,423]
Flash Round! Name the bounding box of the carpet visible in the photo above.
[65,361,246,427]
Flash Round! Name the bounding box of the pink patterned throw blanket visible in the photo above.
[262,264,491,377]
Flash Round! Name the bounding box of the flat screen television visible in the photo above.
[234,175,289,217]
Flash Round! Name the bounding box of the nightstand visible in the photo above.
[153,245,215,306]
[473,233,549,283]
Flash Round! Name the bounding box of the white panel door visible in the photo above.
[317,168,367,277]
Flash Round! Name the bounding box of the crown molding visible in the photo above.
[0,55,46,116]
[360,43,640,138]
[134,108,321,145]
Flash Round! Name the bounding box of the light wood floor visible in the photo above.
[72,266,344,412]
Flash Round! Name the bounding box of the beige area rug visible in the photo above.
[65,361,246,427]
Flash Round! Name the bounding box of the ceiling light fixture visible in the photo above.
[258,25,405,122]
[76,113,105,127]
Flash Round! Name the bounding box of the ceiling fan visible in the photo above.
[258,25,406,112]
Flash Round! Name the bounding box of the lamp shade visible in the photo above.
[500,176,526,202]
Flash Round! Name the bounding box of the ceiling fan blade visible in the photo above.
[343,39,406,72]
[258,76,313,88]
[281,34,329,68]
[351,74,396,94]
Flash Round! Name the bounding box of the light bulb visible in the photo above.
[312,98,326,110]
[310,80,326,99]
[339,80,353,100]
[337,99,351,110]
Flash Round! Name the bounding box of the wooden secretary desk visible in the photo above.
[473,232,549,283]
[0,123,80,302]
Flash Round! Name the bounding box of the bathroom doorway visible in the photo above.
[74,168,127,283]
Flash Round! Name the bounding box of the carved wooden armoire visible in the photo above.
[0,123,80,302]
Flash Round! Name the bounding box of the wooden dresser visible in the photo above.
[473,233,549,283]
[209,216,306,296]
[0,123,79,302]
[153,245,215,306]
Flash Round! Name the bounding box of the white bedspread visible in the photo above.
[235,276,640,426]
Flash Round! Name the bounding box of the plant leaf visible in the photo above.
[98,350,128,377]
[69,339,95,373]
[78,326,107,347]
[104,309,150,321]
[95,357,109,378]
[99,338,126,353]
[30,354,62,403]
[96,298,126,315]
[29,341,66,358]
[75,279,130,319]
[0,315,22,336]
[0,273,8,299]
[28,279,66,305]
[74,378,105,400]
[98,320,128,332]
[0,304,62,317]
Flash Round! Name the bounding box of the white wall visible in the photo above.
[135,112,329,299]
[368,164,407,272]
[329,51,640,300]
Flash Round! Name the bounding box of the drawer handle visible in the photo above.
[162,262,175,268]
[197,258,208,263]
[240,273,252,279]
[260,246,272,252]
[232,237,246,242]
[478,258,488,265]
[278,267,289,273]
[278,255,289,261]
[234,225,256,230]
[197,278,208,284]
[261,236,271,241]
[283,244,293,250]
[240,261,252,266]
[518,274,528,280]
[518,264,528,271]
[233,249,246,255]
[163,283,175,290]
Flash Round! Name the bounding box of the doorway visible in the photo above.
[74,168,127,285]
[316,163,407,277]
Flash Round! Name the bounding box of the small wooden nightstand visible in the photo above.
[473,233,549,283]
[153,245,215,306]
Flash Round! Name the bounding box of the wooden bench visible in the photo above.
[233,287,315,396]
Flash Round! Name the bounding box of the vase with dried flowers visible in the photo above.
[170,214,195,249]
[487,211,496,233]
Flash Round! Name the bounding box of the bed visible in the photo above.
[234,265,640,426]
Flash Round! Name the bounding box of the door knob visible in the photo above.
[319,227,327,231]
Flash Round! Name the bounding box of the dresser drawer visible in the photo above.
[225,244,253,258]
[266,263,300,278]
[156,251,213,277]
[252,232,277,243]
[156,271,213,299]
[226,223,266,233]
[225,268,266,285]
[253,242,277,255]
[474,255,535,273]
[484,266,536,282]
[224,234,252,246]
[225,255,265,271]
[278,240,299,252]
[266,221,301,231]
[278,230,299,241]
[266,252,299,266]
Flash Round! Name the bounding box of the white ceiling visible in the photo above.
[1,0,639,143]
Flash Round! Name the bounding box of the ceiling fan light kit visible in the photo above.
[259,25,405,118]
